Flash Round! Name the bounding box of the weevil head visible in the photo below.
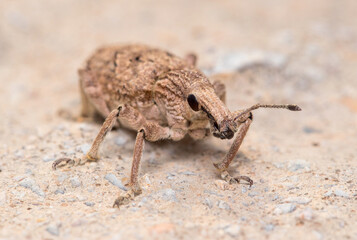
[182,71,238,140]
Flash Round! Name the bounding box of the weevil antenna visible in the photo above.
[234,104,301,122]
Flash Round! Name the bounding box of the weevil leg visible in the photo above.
[52,106,121,170]
[113,129,145,208]
[113,122,185,208]
[184,53,197,67]
[213,115,253,186]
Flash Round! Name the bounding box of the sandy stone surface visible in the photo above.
[0,0,356,239]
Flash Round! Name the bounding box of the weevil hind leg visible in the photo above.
[213,116,254,187]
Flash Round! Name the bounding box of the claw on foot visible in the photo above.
[113,190,136,208]
[52,154,98,170]
[221,170,253,187]
[52,158,75,170]
[233,176,253,187]
[113,194,132,208]
[112,184,142,208]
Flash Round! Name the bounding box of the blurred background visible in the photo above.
[0,0,356,239]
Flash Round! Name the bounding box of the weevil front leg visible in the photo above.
[213,114,253,186]
[53,106,121,169]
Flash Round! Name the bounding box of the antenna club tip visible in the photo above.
[288,105,302,111]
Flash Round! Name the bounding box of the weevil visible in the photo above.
[53,44,301,207]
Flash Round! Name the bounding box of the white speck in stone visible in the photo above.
[70,177,81,188]
[104,173,127,191]
[287,159,310,172]
[283,197,311,205]
[162,189,177,202]
[334,189,350,198]
[76,144,91,154]
[274,203,296,214]
[19,177,45,197]
[224,224,241,237]
[218,200,231,210]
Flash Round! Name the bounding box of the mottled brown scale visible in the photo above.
[54,44,301,208]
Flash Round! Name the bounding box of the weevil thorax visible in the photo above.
[165,69,237,139]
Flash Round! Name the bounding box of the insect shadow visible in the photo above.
[136,133,253,177]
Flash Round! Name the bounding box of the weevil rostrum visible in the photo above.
[53,44,301,207]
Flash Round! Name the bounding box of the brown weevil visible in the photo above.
[53,44,301,207]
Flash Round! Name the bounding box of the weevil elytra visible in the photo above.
[53,44,301,207]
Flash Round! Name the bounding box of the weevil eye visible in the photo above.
[187,94,200,111]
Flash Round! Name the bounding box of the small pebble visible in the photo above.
[19,178,45,197]
[303,126,320,134]
[218,200,231,210]
[241,186,247,194]
[138,197,148,207]
[204,190,223,197]
[180,171,196,176]
[272,195,279,201]
[54,188,65,195]
[288,159,310,172]
[166,172,176,180]
[283,197,311,205]
[334,189,350,198]
[46,224,60,236]
[274,203,296,214]
[273,162,285,169]
[224,224,241,237]
[204,198,213,208]
[324,190,333,197]
[144,175,151,185]
[77,144,91,154]
[84,202,95,207]
[77,195,87,201]
[104,173,127,191]
[70,177,81,188]
[14,150,24,159]
[114,136,128,146]
[264,224,275,231]
[248,191,258,197]
[57,173,68,183]
[42,154,56,162]
[162,189,177,202]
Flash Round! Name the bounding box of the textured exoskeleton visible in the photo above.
[53,44,301,207]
